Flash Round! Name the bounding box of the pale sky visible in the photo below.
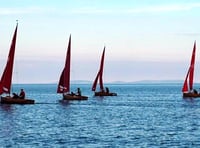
[0,0,200,83]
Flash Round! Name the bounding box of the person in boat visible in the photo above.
[71,91,75,96]
[12,93,19,98]
[106,87,109,93]
[101,88,105,93]
[19,89,25,99]
[193,89,198,94]
[77,88,81,96]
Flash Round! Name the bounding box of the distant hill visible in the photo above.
[71,80,92,84]
[132,80,183,84]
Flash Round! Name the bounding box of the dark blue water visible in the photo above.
[1,83,200,147]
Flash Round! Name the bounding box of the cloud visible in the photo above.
[0,7,55,15]
[1,2,200,16]
[176,33,200,37]
[72,2,200,14]
[128,3,200,13]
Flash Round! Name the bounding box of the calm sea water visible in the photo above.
[0,83,200,147]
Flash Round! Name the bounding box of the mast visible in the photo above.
[57,35,71,93]
[0,23,18,95]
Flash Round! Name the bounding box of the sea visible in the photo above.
[0,83,200,147]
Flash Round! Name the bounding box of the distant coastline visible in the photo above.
[12,80,185,85]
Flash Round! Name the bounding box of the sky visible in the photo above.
[0,0,200,83]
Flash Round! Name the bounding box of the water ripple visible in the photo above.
[1,84,200,147]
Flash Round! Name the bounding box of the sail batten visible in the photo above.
[57,35,71,93]
[0,24,18,95]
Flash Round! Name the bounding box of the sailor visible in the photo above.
[19,89,25,99]
[71,91,75,95]
[106,87,109,93]
[193,89,198,94]
[12,93,19,98]
[77,88,81,96]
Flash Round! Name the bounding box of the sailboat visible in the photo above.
[0,23,34,104]
[92,47,117,96]
[57,35,88,100]
[182,41,200,98]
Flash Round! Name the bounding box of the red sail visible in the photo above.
[182,41,196,92]
[57,35,71,93]
[189,41,196,90]
[92,47,105,91]
[0,24,18,95]
[182,68,190,92]
[92,71,100,91]
[99,48,105,90]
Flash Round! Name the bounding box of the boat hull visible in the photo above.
[183,92,200,98]
[63,94,88,100]
[94,92,117,96]
[1,96,35,104]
